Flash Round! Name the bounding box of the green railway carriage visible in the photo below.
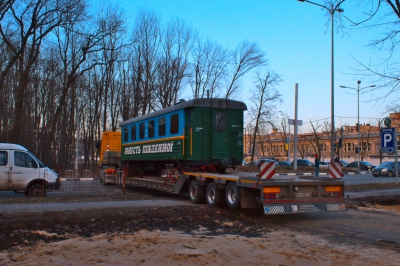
[119,98,247,175]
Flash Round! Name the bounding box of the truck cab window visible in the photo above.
[14,151,38,168]
[0,151,7,166]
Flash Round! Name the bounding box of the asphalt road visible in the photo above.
[342,172,400,185]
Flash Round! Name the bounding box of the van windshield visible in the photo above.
[28,152,45,168]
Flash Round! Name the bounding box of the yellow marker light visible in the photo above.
[263,187,281,193]
[325,186,342,192]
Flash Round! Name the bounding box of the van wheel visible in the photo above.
[225,182,241,210]
[205,183,222,208]
[27,184,47,198]
[189,180,205,204]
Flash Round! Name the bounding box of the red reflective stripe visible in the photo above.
[260,161,275,179]
[329,162,342,178]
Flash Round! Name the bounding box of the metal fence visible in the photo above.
[60,170,107,191]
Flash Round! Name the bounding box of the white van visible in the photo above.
[0,143,60,197]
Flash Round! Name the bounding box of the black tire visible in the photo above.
[27,184,47,198]
[205,182,221,208]
[225,182,241,210]
[387,171,394,177]
[189,180,205,204]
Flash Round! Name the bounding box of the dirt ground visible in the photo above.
[0,191,400,265]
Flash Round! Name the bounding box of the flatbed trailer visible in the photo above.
[107,170,345,215]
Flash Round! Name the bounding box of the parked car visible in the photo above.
[319,161,329,168]
[278,161,291,167]
[291,159,313,167]
[256,158,279,167]
[346,161,376,171]
[372,162,400,177]
[340,160,348,167]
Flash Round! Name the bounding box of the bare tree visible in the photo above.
[224,41,267,99]
[248,70,282,166]
[308,120,323,158]
[322,120,343,158]
[347,1,400,105]
[189,37,228,98]
[0,0,14,20]
[359,123,374,161]
[297,135,308,159]
[155,18,192,108]
[131,9,161,116]
[0,0,85,144]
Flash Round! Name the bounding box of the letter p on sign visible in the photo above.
[384,134,392,147]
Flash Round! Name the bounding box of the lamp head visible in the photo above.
[357,80,361,85]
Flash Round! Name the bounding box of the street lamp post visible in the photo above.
[297,0,344,160]
[76,74,80,179]
[280,111,291,163]
[340,81,376,173]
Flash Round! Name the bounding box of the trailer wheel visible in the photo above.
[27,184,47,198]
[205,182,221,208]
[189,180,205,204]
[225,182,241,210]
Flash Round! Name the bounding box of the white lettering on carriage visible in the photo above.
[124,146,141,155]
[125,142,174,155]
[142,142,174,154]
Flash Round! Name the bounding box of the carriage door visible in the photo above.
[184,109,194,160]
[212,109,230,159]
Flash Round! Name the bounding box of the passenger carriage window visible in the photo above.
[123,127,128,142]
[0,151,7,166]
[216,112,226,133]
[158,118,166,136]
[148,120,155,138]
[170,114,179,134]
[139,123,145,139]
[131,125,136,141]
[14,151,38,168]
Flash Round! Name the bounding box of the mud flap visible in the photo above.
[241,187,261,208]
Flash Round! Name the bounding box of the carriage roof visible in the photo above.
[120,98,247,127]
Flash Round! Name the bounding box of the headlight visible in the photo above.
[382,169,387,173]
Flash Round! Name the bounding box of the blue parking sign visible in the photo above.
[381,128,395,152]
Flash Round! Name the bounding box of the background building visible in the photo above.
[244,113,400,165]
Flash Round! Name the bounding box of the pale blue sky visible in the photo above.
[115,0,391,132]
